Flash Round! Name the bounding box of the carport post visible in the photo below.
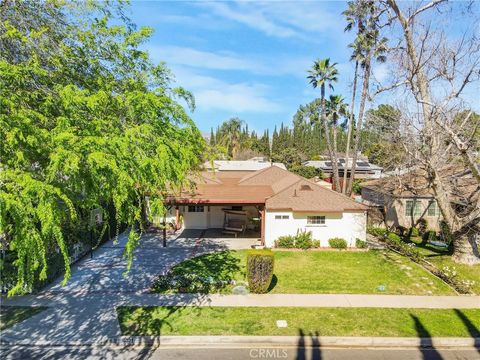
[260,206,265,246]
[162,214,167,247]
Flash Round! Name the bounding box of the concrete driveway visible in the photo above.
[1,229,255,345]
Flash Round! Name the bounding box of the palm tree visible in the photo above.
[347,29,388,196]
[307,58,341,191]
[341,0,371,194]
[343,0,388,196]
[326,95,349,185]
[218,117,243,159]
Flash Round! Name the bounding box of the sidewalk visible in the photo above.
[122,293,480,309]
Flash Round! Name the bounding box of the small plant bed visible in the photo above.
[118,306,480,337]
[150,250,454,295]
[0,306,47,330]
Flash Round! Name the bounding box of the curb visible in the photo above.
[2,336,479,349]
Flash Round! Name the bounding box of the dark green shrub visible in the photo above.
[408,227,419,237]
[355,238,367,249]
[275,235,295,248]
[247,250,274,294]
[417,218,428,236]
[312,240,321,248]
[395,226,407,236]
[367,226,388,238]
[422,230,437,243]
[387,232,402,244]
[295,230,313,250]
[439,220,453,244]
[328,238,348,249]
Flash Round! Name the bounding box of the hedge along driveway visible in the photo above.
[152,250,455,295]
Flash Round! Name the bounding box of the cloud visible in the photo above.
[171,66,283,114]
[200,1,340,40]
[147,45,265,73]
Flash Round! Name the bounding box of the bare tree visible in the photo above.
[377,0,480,264]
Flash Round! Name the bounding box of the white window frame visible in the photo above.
[275,215,289,220]
[427,201,438,216]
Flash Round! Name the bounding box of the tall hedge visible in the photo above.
[247,250,274,294]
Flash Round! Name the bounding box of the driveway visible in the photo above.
[1,229,255,345]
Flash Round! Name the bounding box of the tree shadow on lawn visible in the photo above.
[454,309,480,353]
[150,250,245,294]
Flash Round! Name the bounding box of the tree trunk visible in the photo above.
[453,230,480,265]
[321,85,341,191]
[342,60,359,194]
[347,57,371,196]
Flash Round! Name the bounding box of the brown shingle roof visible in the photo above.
[266,179,367,212]
[173,165,367,212]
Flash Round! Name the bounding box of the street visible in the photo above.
[2,345,479,360]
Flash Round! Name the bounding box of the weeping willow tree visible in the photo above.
[0,1,204,295]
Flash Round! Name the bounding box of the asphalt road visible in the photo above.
[2,345,479,360]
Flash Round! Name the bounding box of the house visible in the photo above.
[361,174,442,231]
[304,158,383,181]
[165,165,367,247]
[361,165,478,232]
[203,158,286,171]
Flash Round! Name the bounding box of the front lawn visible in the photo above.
[118,306,480,337]
[407,237,480,294]
[0,306,47,330]
[151,250,455,295]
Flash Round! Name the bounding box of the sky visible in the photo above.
[128,1,479,134]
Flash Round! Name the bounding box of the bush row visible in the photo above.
[275,231,320,249]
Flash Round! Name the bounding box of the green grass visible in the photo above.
[117,306,480,337]
[152,250,454,295]
[0,306,47,330]
[408,237,480,294]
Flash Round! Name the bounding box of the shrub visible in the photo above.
[387,232,402,243]
[422,230,437,243]
[275,235,295,248]
[439,220,453,244]
[395,226,407,236]
[247,250,274,294]
[295,230,313,250]
[417,218,428,236]
[408,227,419,237]
[355,238,367,249]
[312,240,321,248]
[367,226,388,238]
[328,238,347,249]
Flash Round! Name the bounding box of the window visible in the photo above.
[307,216,325,225]
[275,215,289,220]
[427,201,438,216]
[231,206,243,211]
[405,200,422,216]
[188,205,204,213]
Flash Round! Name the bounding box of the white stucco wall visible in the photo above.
[264,210,367,248]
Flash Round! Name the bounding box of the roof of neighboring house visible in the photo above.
[361,165,479,202]
[361,173,434,198]
[204,160,287,171]
[304,158,383,172]
[173,165,367,212]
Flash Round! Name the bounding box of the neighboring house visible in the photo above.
[304,158,383,181]
[203,158,286,171]
[166,166,367,247]
[361,175,442,231]
[361,165,478,232]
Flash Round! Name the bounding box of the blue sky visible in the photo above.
[128,1,479,134]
